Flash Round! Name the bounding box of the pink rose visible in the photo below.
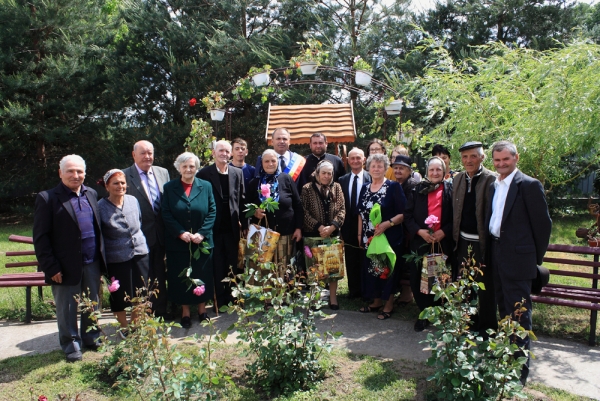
[38,396,48,401]
[260,184,271,198]
[193,285,205,296]
[424,215,439,228]
[108,277,120,293]
[304,246,313,258]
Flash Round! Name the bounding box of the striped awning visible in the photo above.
[265,102,356,144]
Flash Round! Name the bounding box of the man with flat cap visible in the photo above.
[452,141,497,333]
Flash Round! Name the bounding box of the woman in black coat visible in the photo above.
[404,156,454,331]
[246,149,303,268]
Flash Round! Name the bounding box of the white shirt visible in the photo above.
[135,164,157,202]
[489,168,519,237]
[277,150,291,167]
[348,170,365,208]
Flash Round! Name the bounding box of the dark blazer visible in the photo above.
[485,170,552,281]
[33,183,106,285]
[122,164,170,247]
[161,177,216,252]
[246,173,303,235]
[197,164,246,243]
[339,170,371,241]
[404,181,454,257]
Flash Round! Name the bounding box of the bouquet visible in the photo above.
[365,204,396,279]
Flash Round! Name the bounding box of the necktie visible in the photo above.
[279,155,286,172]
[351,174,358,216]
[144,171,161,213]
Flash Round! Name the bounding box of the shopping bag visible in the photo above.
[420,246,450,294]
[247,224,280,263]
[304,237,346,282]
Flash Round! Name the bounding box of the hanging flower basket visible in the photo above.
[588,238,600,247]
[355,70,373,86]
[252,72,270,87]
[210,109,225,121]
[384,99,403,115]
[299,62,318,75]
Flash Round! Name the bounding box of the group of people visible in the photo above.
[33,129,551,386]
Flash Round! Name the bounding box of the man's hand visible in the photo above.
[51,272,63,284]
[292,228,302,242]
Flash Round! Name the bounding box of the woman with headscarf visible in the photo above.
[246,149,303,268]
[357,153,406,320]
[97,169,149,338]
[404,156,454,332]
[301,160,346,309]
[161,152,216,329]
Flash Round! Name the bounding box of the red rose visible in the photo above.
[38,396,48,401]
[189,98,197,107]
[380,274,388,280]
[295,62,301,68]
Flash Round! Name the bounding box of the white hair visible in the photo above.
[59,155,86,172]
[133,140,154,152]
[262,149,278,159]
[366,153,390,171]
[174,152,200,171]
[213,140,232,152]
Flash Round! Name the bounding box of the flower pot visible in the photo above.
[252,72,270,87]
[355,70,373,86]
[210,109,225,121]
[588,239,600,247]
[384,99,403,115]
[299,62,318,75]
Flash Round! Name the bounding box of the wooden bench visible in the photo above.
[531,244,600,346]
[1,234,48,323]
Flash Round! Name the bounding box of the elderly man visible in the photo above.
[339,148,371,298]
[33,155,106,362]
[122,140,170,318]
[452,141,497,333]
[255,127,305,181]
[297,132,346,190]
[198,140,246,308]
[486,140,552,385]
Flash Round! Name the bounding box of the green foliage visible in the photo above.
[289,38,329,66]
[225,255,341,395]
[406,39,600,191]
[421,251,531,400]
[184,119,215,167]
[201,91,228,111]
[248,64,272,75]
[79,285,230,400]
[352,56,373,72]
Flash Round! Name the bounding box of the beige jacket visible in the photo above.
[452,167,497,258]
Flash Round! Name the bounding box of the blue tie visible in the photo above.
[144,171,161,213]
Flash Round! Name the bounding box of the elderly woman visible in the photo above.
[357,153,406,320]
[246,149,303,269]
[404,156,454,331]
[301,160,346,309]
[161,152,216,329]
[98,169,149,338]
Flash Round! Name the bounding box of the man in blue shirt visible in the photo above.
[230,138,255,189]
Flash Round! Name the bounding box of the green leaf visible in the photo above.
[193,247,201,260]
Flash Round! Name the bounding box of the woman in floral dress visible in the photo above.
[357,154,406,320]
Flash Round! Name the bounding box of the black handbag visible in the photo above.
[531,265,550,294]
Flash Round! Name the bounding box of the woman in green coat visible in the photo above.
[161,152,216,329]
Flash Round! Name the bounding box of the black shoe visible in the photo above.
[85,340,102,351]
[329,303,339,310]
[66,350,82,363]
[198,312,210,322]
[414,319,429,332]
[180,316,191,329]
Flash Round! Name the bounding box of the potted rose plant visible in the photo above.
[201,91,228,121]
[289,38,328,75]
[248,64,272,87]
[352,56,373,86]
[383,96,402,115]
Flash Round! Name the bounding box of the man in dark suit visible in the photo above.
[339,147,371,299]
[197,140,246,308]
[486,140,552,385]
[254,128,305,182]
[122,140,170,318]
[33,155,106,362]
[297,132,346,191]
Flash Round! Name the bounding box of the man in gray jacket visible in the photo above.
[452,141,497,333]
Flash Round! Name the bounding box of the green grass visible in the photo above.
[0,344,593,401]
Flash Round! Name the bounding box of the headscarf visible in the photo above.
[258,159,280,202]
[419,156,446,195]
[311,160,335,199]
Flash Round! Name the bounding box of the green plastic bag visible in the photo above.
[366,203,396,273]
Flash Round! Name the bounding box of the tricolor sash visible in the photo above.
[283,153,306,181]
